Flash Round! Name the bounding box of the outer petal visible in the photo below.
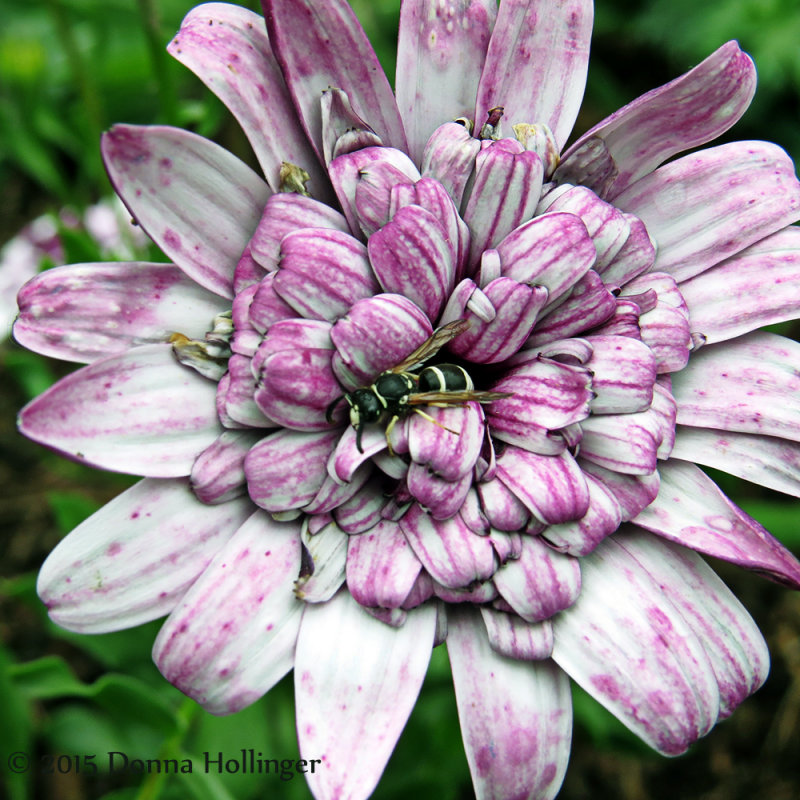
[14,262,227,363]
[153,513,303,714]
[670,426,800,499]
[102,125,270,298]
[613,141,800,283]
[671,332,800,442]
[264,0,408,157]
[616,528,769,718]
[633,459,800,588]
[448,607,571,800]
[167,3,329,198]
[37,479,252,633]
[557,42,757,199]
[679,226,800,345]
[475,0,593,149]
[18,344,220,477]
[551,536,721,755]
[396,0,495,164]
[295,591,436,800]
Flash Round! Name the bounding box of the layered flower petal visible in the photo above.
[167,3,330,198]
[153,513,303,714]
[264,0,408,156]
[634,459,800,587]
[552,536,721,755]
[557,42,756,199]
[295,592,435,800]
[614,141,800,282]
[448,607,571,800]
[102,125,270,298]
[14,262,228,363]
[38,479,252,633]
[19,344,221,477]
[475,0,593,149]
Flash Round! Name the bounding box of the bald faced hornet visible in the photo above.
[326,319,511,453]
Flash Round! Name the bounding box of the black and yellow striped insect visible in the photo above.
[326,319,511,453]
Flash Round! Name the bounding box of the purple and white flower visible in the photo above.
[14,1,800,798]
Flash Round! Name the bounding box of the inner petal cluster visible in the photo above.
[188,120,685,652]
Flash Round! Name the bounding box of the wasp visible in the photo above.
[326,319,511,453]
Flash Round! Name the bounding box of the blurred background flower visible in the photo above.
[1,1,799,799]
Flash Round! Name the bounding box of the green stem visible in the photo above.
[136,0,179,126]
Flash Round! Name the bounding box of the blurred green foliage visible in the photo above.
[1,1,799,799]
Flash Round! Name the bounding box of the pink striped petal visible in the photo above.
[497,212,596,304]
[622,272,691,373]
[153,513,303,714]
[539,185,630,269]
[671,427,800,499]
[368,205,455,321]
[446,277,548,363]
[396,0,496,164]
[346,519,423,608]
[489,356,592,432]
[421,122,482,207]
[331,294,432,388]
[496,447,589,524]
[400,503,496,588]
[579,409,661,476]
[408,402,484,481]
[38,478,252,633]
[248,273,296,334]
[167,4,329,198]
[478,607,554,660]
[475,0,592,149]
[334,481,388,533]
[579,460,660,522]
[679,226,800,345]
[14,262,227,363]
[218,354,276,429]
[354,161,418,237]
[230,284,262,357]
[463,141,544,267]
[551,535,720,755]
[295,592,435,800]
[191,430,264,504]
[249,193,349,272]
[273,228,377,321]
[102,125,269,299]
[406,466,473,520]
[542,471,622,556]
[296,520,347,603]
[632,459,800,588]
[493,535,582,622]
[265,0,408,158]
[19,344,221,477]
[672,332,800,442]
[329,147,421,238]
[448,607,570,799]
[616,528,769,718]
[613,141,800,283]
[585,335,656,414]
[557,42,756,200]
[244,429,340,512]
[476,478,530,531]
[320,87,384,165]
[597,213,656,286]
[527,270,616,346]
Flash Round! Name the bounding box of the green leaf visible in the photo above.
[46,490,103,533]
[0,645,33,800]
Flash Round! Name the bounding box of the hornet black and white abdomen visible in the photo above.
[326,319,512,453]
